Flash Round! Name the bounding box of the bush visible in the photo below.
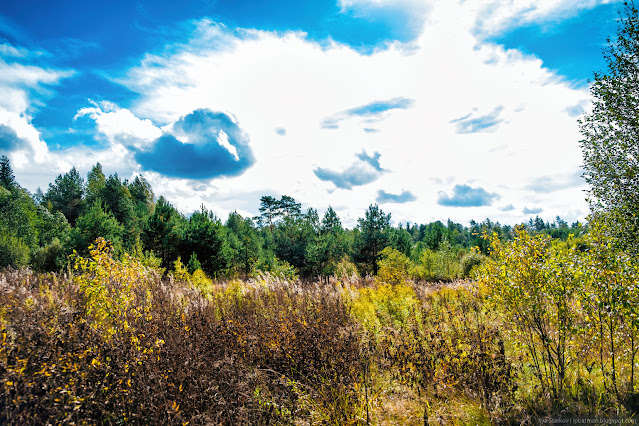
[0,232,30,269]
[349,282,420,334]
[414,240,462,282]
[331,256,359,281]
[377,247,413,285]
[460,250,485,277]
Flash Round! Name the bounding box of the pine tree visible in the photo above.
[0,155,16,190]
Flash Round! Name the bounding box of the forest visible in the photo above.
[0,154,584,281]
[1,1,639,424]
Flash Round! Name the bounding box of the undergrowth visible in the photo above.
[0,237,637,424]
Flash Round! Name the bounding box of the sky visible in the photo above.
[0,0,622,228]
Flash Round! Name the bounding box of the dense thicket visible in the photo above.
[0,156,583,279]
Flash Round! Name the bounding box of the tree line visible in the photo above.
[0,156,583,279]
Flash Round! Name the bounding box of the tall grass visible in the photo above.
[0,236,637,424]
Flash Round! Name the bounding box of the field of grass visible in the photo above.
[0,238,637,424]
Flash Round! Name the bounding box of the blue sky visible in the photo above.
[0,0,622,226]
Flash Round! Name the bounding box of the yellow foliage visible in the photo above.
[349,282,420,334]
[191,269,215,294]
[377,247,412,285]
[71,238,154,343]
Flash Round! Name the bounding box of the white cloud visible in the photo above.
[100,4,597,227]
[5,1,608,226]
[74,100,162,149]
[0,44,76,188]
[467,0,620,35]
[339,0,620,36]
[0,108,49,166]
[0,46,73,114]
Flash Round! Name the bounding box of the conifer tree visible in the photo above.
[0,155,16,190]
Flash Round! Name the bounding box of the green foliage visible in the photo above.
[186,252,201,274]
[478,224,639,411]
[0,155,16,190]
[579,220,639,399]
[71,200,124,254]
[355,204,391,276]
[388,226,412,256]
[579,1,639,254]
[84,162,105,206]
[413,238,462,282]
[479,228,580,400]
[143,196,185,269]
[460,249,485,277]
[271,213,315,274]
[127,174,154,212]
[257,255,299,281]
[31,237,67,272]
[0,186,39,249]
[257,195,280,230]
[43,167,85,226]
[182,206,231,278]
[226,212,261,278]
[305,207,348,278]
[331,256,359,280]
[0,231,30,268]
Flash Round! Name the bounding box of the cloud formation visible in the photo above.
[450,106,504,134]
[1,0,605,226]
[135,109,255,179]
[523,206,543,214]
[321,97,414,129]
[75,101,162,149]
[314,150,386,189]
[0,43,73,115]
[376,189,417,204]
[0,125,30,153]
[437,184,499,207]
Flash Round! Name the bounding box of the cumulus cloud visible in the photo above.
[321,97,415,129]
[135,109,255,179]
[0,125,30,153]
[0,108,50,166]
[450,106,504,134]
[314,150,386,190]
[75,100,162,149]
[437,184,500,207]
[30,0,598,225]
[376,189,417,203]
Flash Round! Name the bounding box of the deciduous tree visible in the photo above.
[580,1,639,253]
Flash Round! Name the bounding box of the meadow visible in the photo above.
[1,228,637,425]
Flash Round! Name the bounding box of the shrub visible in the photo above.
[377,247,413,285]
[349,282,420,335]
[460,250,485,278]
[332,256,359,281]
[414,241,462,282]
[0,231,30,269]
